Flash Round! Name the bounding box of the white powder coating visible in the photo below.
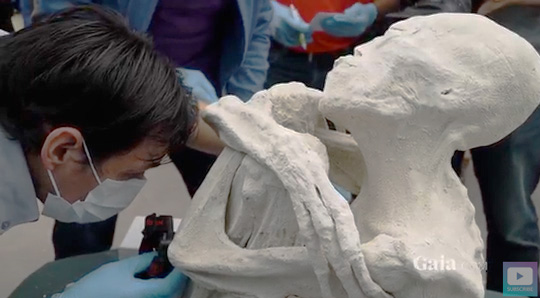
[170,86,387,298]
[169,13,540,298]
[320,13,540,298]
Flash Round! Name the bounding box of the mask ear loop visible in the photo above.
[47,170,62,196]
[82,140,102,184]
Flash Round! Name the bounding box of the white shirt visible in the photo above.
[0,30,8,37]
[0,128,39,235]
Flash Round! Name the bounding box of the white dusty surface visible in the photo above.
[169,13,540,298]
[170,93,389,298]
[321,13,540,298]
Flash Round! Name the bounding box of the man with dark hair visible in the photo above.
[0,6,197,297]
[33,0,271,260]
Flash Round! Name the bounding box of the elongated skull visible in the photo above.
[322,13,540,150]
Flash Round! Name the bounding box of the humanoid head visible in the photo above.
[251,82,327,134]
[322,13,540,150]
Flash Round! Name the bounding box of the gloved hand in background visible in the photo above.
[177,68,219,104]
[321,3,378,38]
[270,0,313,47]
[52,252,188,298]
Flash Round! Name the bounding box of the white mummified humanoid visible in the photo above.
[168,13,540,298]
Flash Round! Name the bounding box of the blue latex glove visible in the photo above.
[177,68,219,104]
[270,1,313,47]
[52,253,188,298]
[321,3,378,38]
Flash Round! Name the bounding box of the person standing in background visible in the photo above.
[15,0,33,26]
[33,0,272,260]
[0,0,13,32]
[265,0,401,90]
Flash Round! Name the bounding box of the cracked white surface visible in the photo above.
[169,13,540,298]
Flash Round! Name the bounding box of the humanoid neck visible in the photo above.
[349,122,465,241]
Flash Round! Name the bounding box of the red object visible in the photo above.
[135,214,175,280]
[276,0,373,53]
[147,259,165,277]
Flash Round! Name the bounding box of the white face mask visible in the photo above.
[42,141,146,223]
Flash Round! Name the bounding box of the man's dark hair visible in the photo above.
[0,6,197,161]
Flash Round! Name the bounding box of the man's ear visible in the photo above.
[40,127,86,170]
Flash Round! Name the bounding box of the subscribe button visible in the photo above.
[504,262,538,297]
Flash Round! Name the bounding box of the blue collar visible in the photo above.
[0,128,39,234]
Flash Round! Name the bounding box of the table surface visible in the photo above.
[8,249,137,298]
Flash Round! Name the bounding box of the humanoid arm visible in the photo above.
[186,101,224,156]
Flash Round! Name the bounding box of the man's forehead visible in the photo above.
[121,139,168,160]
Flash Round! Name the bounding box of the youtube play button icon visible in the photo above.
[504,262,538,296]
[508,267,534,286]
